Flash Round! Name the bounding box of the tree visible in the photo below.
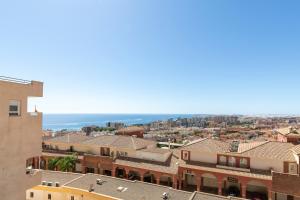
[56,154,77,172]
[48,154,77,172]
[48,157,61,170]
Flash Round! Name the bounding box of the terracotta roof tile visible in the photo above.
[182,138,230,153]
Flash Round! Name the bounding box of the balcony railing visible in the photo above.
[42,148,85,156]
[0,76,31,84]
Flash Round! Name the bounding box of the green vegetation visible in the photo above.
[81,126,116,134]
[48,154,77,172]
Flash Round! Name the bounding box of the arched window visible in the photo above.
[228,157,236,167]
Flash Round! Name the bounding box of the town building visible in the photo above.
[116,126,145,138]
[26,170,245,200]
[42,134,156,175]
[276,127,300,144]
[42,133,300,200]
[0,76,43,200]
[106,122,125,130]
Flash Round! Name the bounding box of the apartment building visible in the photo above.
[42,134,156,175]
[27,170,245,200]
[178,139,300,200]
[0,76,43,200]
[276,127,300,145]
[42,134,300,200]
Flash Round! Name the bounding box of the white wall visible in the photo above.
[190,151,217,164]
[250,157,283,172]
[134,151,170,162]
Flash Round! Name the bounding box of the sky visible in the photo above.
[1,0,300,115]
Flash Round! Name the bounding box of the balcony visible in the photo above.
[42,148,85,156]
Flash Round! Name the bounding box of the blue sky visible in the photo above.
[1,0,300,114]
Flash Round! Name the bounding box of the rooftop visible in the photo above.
[114,153,180,174]
[181,138,230,153]
[276,127,300,137]
[41,171,83,185]
[82,135,156,150]
[0,76,31,84]
[44,134,156,150]
[38,171,243,200]
[181,138,296,162]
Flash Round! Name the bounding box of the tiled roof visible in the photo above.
[45,134,156,150]
[117,126,144,132]
[240,141,295,161]
[290,144,300,155]
[83,135,156,150]
[182,138,296,161]
[44,134,92,144]
[114,154,180,174]
[237,141,268,153]
[139,148,171,154]
[182,138,230,153]
[276,127,300,136]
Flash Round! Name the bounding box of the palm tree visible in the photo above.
[48,157,62,170]
[56,154,77,172]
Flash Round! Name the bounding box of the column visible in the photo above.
[125,169,129,179]
[218,181,223,196]
[241,183,247,199]
[156,176,160,185]
[268,188,272,200]
[196,176,201,192]
[112,166,116,177]
[45,158,49,170]
[178,175,182,190]
[141,174,144,182]
[173,176,178,189]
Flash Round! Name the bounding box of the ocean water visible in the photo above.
[43,114,197,131]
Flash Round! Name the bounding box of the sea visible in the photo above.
[43,114,200,131]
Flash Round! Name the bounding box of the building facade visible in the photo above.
[276,127,300,145]
[0,76,43,200]
[42,133,300,200]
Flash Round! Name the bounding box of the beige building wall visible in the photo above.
[0,78,43,200]
[190,150,217,164]
[26,186,119,200]
[250,157,283,172]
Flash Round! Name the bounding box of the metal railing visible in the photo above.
[0,76,31,84]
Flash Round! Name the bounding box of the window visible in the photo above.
[71,196,75,200]
[9,100,20,116]
[182,151,189,161]
[289,163,298,174]
[48,194,51,200]
[30,192,34,198]
[228,157,236,167]
[240,158,248,168]
[287,195,294,200]
[86,167,95,173]
[101,147,110,156]
[219,156,227,165]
